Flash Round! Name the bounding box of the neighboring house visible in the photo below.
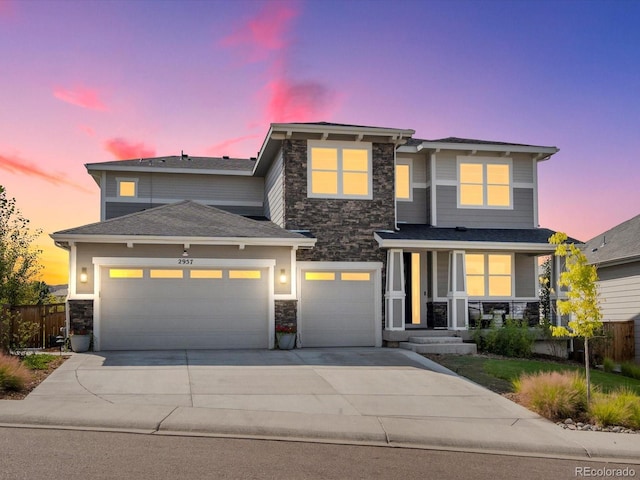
[52,122,568,351]
[583,214,640,363]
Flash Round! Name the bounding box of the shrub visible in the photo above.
[0,353,32,392]
[22,353,57,370]
[620,362,640,381]
[473,319,536,358]
[513,371,587,420]
[589,388,640,429]
[602,357,615,373]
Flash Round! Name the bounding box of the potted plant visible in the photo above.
[276,324,296,350]
[69,329,91,353]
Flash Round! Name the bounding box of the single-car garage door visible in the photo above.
[299,264,380,347]
[99,266,269,350]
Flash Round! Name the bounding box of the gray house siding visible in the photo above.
[105,201,263,220]
[435,152,534,183]
[437,252,448,298]
[104,172,264,219]
[515,254,536,297]
[436,186,534,228]
[264,149,285,227]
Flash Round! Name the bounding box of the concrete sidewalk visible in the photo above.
[0,348,638,463]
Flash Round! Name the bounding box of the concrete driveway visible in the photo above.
[28,348,532,420]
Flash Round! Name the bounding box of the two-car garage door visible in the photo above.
[99,266,269,350]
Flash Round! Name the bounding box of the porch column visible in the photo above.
[385,249,405,330]
[447,250,469,330]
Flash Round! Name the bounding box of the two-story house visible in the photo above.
[51,122,565,351]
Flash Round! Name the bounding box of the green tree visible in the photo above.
[0,186,43,305]
[0,186,43,354]
[549,232,602,404]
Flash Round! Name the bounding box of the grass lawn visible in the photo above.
[428,355,640,395]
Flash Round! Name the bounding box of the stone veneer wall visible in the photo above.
[281,139,396,328]
[275,300,297,330]
[282,139,396,263]
[68,300,93,333]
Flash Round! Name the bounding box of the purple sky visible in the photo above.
[0,0,638,284]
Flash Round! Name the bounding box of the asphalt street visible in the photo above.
[0,427,637,480]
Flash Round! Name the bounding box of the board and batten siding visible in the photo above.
[105,172,264,206]
[264,149,285,227]
[515,254,537,297]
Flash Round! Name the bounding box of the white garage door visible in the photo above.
[99,266,269,350]
[299,266,379,347]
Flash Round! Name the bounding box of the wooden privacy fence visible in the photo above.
[1,303,66,349]
[592,320,635,363]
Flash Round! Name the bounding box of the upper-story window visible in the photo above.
[395,159,412,201]
[307,141,372,199]
[458,157,511,208]
[117,178,138,198]
[465,253,512,297]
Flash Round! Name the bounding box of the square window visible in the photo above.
[118,180,136,197]
[458,159,511,208]
[465,253,513,298]
[308,141,371,199]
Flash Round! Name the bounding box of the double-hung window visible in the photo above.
[465,253,513,297]
[395,159,412,201]
[458,157,511,208]
[117,178,138,198]
[308,141,372,199]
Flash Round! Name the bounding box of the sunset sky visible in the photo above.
[1,0,638,285]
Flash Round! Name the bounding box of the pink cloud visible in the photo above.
[265,78,336,123]
[206,135,260,157]
[53,86,107,111]
[104,138,155,160]
[219,2,298,63]
[78,125,96,137]
[0,153,91,192]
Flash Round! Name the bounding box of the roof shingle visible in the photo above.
[583,214,640,265]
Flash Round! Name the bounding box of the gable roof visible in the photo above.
[375,225,578,252]
[51,201,314,246]
[583,214,640,266]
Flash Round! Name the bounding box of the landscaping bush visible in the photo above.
[602,357,615,373]
[473,319,536,358]
[0,353,32,392]
[589,388,640,430]
[22,353,57,371]
[513,371,587,420]
[620,362,640,381]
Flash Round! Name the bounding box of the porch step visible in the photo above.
[399,341,477,355]
[408,336,463,344]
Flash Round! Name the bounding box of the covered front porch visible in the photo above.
[375,226,563,344]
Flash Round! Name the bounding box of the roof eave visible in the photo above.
[374,233,558,252]
[85,164,253,176]
[399,142,558,160]
[50,233,316,249]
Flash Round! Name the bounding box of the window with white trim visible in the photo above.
[465,253,512,297]
[308,141,372,199]
[117,178,138,198]
[458,158,511,208]
[395,159,412,201]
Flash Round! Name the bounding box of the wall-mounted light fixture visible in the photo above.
[80,267,88,283]
[279,269,287,284]
[182,249,189,257]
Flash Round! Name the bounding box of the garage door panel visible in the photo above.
[100,266,269,350]
[300,268,377,348]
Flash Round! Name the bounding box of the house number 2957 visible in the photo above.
[178,259,193,265]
